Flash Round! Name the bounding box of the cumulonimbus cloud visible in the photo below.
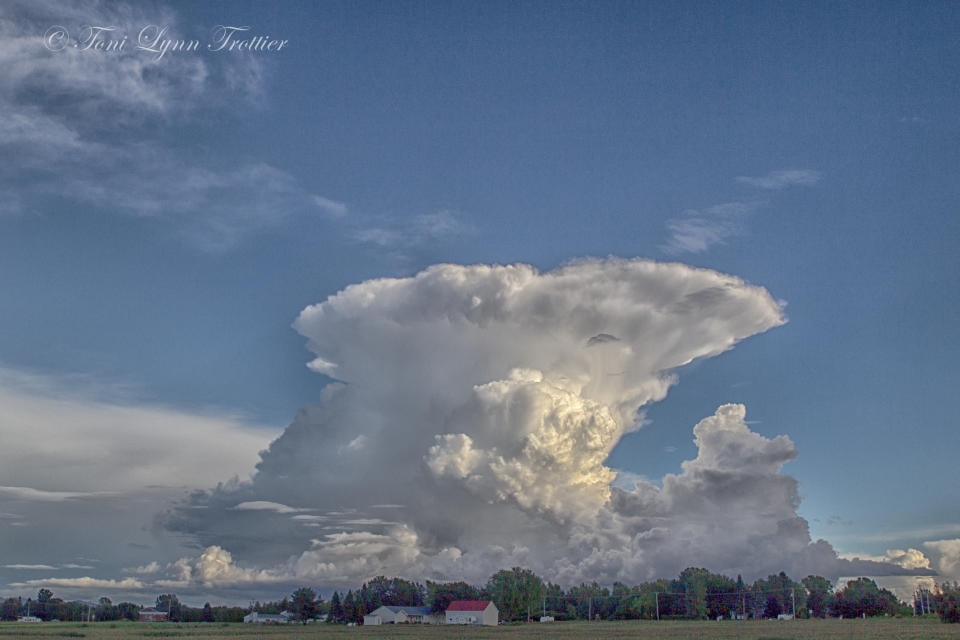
[160,258,927,589]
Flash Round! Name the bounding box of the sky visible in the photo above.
[1,0,958,606]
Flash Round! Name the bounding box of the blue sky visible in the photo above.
[1,0,958,603]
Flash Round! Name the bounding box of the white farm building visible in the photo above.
[363,605,444,625]
[242,611,293,624]
[445,600,498,626]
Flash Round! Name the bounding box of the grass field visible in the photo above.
[1,618,959,640]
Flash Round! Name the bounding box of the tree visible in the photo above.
[567,582,612,620]
[427,581,481,614]
[486,567,545,621]
[764,595,782,618]
[937,582,960,623]
[156,594,181,621]
[201,602,215,622]
[95,597,119,621]
[117,602,140,621]
[1,598,18,621]
[291,587,319,622]
[36,589,53,620]
[802,575,833,618]
[678,567,710,619]
[833,578,900,618]
[342,590,358,624]
[327,591,343,624]
[703,572,736,620]
[360,576,424,612]
[753,572,803,618]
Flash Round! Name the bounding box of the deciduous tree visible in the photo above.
[426,580,480,614]
[486,567,545,621]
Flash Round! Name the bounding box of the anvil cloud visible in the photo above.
[159,258,933,589]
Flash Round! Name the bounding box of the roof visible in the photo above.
[447,600,492,611]
[378,605,434,615]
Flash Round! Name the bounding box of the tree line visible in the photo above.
[915,582,960,623]
[289,568,935,624]
[0,590,247,623]
[4,568,957,625]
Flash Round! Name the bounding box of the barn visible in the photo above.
[138,608,169,622]
[363,605,443,625]
[445,600,498,626]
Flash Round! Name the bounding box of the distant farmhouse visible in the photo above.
[362,600,498,626]
[445,600,498,626]
[138,608,168,622]
[363,605,444,625]
[242,611,293,624]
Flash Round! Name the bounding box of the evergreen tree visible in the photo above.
[343,590,358,624]
[1,598,18,621]
[291,587,319,622]
[327,591,343,623]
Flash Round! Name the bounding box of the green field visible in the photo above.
[1,619,959,640]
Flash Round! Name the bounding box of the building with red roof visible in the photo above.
[445,600,498,626]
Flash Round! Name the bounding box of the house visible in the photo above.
[445,600,498,626]
[363,605,443,625]
[242,611,293,624]
[138,608,169,622]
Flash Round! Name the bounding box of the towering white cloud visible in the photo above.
[924,539,960,578]
[162,258,925,589]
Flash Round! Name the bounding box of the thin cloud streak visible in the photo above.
[662,201,761,254]
[0,486,115,502]
[735,169,823,190]
[664,169,822,254]
[352,210,473,249]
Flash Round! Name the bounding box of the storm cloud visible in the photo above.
[160,258,925,589]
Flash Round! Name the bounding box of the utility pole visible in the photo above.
[791,590,796,618]
[542,596,546,618]
[655,593,659,621]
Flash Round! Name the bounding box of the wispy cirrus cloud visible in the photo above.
[663,169,822,254]
[663,201,761,254]
[735,169,823,190]
[312,196,349,218]
[352,210,473,249]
